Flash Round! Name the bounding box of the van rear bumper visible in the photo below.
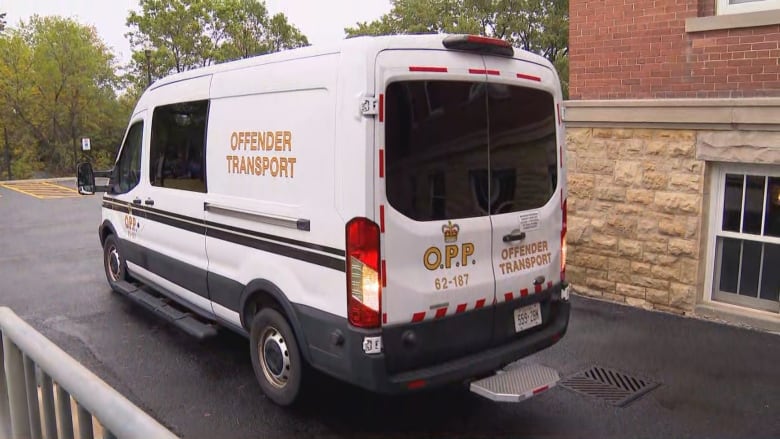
[295,293,570,395]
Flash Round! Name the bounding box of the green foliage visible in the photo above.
[0,16,127,178]
[0,2,309,179]
[126,0,308,90]
[345,0,569,96]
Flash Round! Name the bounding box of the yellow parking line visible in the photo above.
[42,181,79,193]
[0,183,46,199]
[0,180,80,199]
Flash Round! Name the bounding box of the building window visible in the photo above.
[709,165,780,313]
[717,0,780,14]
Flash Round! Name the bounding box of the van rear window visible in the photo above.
[384,81,557,222]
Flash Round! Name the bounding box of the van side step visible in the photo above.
[470,363,559,402]
[112,280,218,340]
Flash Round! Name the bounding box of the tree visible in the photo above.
[0,12,6,32]
[0,16,126,178]
[125,0,308,91]
[345,0,569,95]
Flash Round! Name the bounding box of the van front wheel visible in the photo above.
[250,308,303,406]
[103,235,128,289]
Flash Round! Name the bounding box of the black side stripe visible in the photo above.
[102,198,346,272]
[207,228,345,272]
[103,201,131,214]
[144,209,207,235]
[103,197,345,257]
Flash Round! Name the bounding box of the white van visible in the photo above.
[78,34,570,406]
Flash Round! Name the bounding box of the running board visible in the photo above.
[112,280,218,340]
[470,363,560,402]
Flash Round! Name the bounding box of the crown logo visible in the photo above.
[442,221,460,243]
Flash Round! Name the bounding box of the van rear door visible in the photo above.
[481,57,563,342]
[376,49,497,372]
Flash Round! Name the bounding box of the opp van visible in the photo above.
[78,34,570,406]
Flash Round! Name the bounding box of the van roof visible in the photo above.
[148,34,553,91]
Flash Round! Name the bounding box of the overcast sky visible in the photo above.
[2,0,392,64]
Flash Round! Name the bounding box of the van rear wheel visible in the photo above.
[250,308,303,406]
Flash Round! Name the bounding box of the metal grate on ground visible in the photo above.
[0,181,80,199]
[558,365,660,407]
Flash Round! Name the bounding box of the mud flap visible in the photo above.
[469,363,559,402]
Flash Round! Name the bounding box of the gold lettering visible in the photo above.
[249,157,257,175]
[283,131,292,151]
[287,157,296,178]
[461,243,474,266]
[275,131,283,151]
[424,247,442,271]
[444,245,458,269]
[258,132,266,150]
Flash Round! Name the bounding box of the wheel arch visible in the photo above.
[99,220,117,247]
[239,279,312,363]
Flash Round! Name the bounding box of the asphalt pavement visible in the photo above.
[1,180,778,439]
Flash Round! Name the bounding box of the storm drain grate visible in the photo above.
[558,365,659,407]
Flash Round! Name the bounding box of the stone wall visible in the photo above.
[566,127,705,314]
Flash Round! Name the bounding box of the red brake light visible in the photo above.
[465,35,511,47]
[561,198,567,282]
[442,34,514,57]
[346,217,381,328]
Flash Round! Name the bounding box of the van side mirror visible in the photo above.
[77,163,111,194]
[77,162,96,195]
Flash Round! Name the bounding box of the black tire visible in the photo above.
[103,234,128,290]
[250,308,304,406]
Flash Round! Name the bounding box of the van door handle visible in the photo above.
[132,198,142,205]
[144,198,155,206]
[502,231,526,243]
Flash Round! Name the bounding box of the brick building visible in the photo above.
[566,0,780,330]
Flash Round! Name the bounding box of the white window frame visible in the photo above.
[717,0,780,15]
[704,162,780,313]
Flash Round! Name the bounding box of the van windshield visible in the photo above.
[385,80,557,221]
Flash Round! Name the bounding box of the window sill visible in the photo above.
[695,301,780,334]
[686,9,780,33]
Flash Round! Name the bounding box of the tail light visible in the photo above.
[346,218,381,328]
[561,198,567,282]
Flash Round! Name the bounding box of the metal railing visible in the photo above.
[0,307,178,439]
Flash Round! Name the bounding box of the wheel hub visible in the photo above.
[107,246,121,281]
[259,327,290,388]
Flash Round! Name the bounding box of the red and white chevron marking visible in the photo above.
[408,281,555,323]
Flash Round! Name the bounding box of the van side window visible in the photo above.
[110,122,143,195]
[149,100,209,193]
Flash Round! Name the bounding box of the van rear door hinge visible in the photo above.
[360,96,379,117]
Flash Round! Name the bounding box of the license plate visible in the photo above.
[513,303,542,333]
